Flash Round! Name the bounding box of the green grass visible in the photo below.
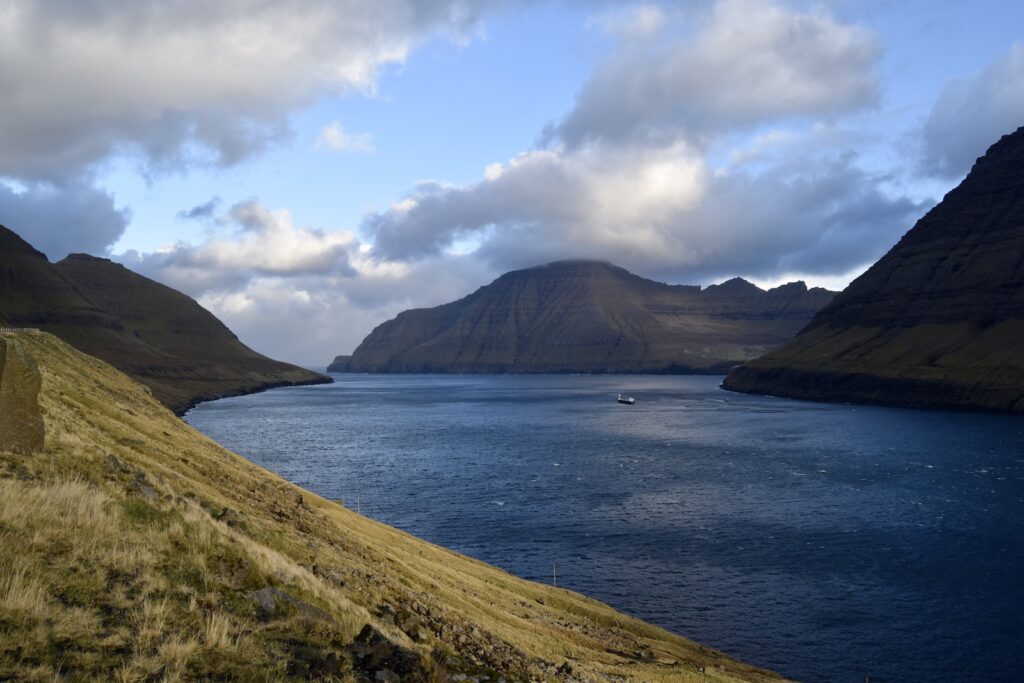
[0,331,787,682]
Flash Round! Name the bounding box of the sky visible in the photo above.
[2,0,1023,366]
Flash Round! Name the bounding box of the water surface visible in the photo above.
[186,374,1024,682]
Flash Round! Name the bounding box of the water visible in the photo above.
[186,374,1024,682]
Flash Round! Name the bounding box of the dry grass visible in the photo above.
[0,331,787,682]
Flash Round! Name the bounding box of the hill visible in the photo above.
[331,261,834,374]
[0,225,329,413]
[0,329,784,682]
[723,127,1024,412]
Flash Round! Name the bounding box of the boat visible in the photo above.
[617,394,635,405]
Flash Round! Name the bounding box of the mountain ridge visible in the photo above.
[723,126,1024,412]
[331,260,835,374]
[0,225,330,413]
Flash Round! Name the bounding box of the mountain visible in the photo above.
[0,225,329,413]
[333,260,835,374]
[0,330,785,682]
[723,126,1024,412]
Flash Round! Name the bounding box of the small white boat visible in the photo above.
[617,394,635,405]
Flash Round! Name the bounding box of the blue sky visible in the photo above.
[2,1,1022,364]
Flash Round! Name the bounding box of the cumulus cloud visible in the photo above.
[365,142,925,281]
[125,200,358,295]
[0,0,503,182]
[921,42,1024,179]
[0,0,508,260]
[194,255,492,365]
[118,198,493,363]
[546,0,880,149]
[316,122,375,153]
[363,0,911,283]
[0,180,130,260]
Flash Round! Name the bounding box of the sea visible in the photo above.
[185,374,1024,682]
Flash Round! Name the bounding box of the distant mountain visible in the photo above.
[724,126,1024,412]
[0,225,329,413]
[331,260,835,374]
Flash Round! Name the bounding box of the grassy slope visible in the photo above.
[0,331,785,682]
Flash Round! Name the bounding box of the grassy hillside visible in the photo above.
[0,330,785,682]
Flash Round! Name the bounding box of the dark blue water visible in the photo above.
[185,374,1024,682]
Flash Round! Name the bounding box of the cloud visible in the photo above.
[921,42,1024,179]
[316,122,375,153]
[0,0,502,182]
[177,197,221,221]
[193,254,493,366]
[546,0,880,149]
[362,0,912,282]
[365,141,925,281]
[125,200,359,295]
[0,0,508,259]
[0,180,130,260]
[119,198,494,364]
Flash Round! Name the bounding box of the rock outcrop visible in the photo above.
[327,355,352,373]
[0,226,330,413]
[724,126,1024,412]
[0,335,44,452]
[334,260,835,374]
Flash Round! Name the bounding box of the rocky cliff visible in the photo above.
[724,126,1024,412]
[336,260,834,374]
[0,226,329,413]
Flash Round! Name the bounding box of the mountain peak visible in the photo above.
[702,277,763,297]
[0,225,48,260]
[337,260,834,373]
[724,125,1024,413]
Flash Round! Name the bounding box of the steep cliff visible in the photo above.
[336,260,834,374]
[724,126,1024,412]
[0,226,329,413]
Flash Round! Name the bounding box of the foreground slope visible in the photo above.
[0,330,784,682]
[724,126,1024,412]
[0,225,328,413]
[333,261,833,374]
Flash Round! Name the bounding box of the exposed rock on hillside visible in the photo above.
[724,126,1024,412]
[0,226,329,413]
[335,260,834,374]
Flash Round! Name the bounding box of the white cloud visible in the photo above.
[316,122,375,153]
[119,199,494,364]
[921,42,1024,179]
[589,4,668,40]
[548,0,880,148]
[0,0,498,181]
[365,140,925,281]
[363,0,913,282]
[0,0,507,260]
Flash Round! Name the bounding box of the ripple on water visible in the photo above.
[186,374,1024,683]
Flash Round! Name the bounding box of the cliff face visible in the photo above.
[724,126,1024,412]
[0,226,329,413]
[338,260,834,374]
